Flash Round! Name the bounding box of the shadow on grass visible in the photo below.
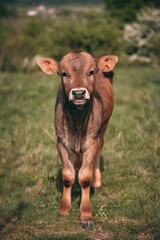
[0,200,32,230]
[56,156,104,201]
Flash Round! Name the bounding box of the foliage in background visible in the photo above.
[0,10,125,72]
[104,0,160,22]
[39,12,124,60]
[0,0,103,7]
[0,2,16,18]
[124,8,160,65]
[0,0,160,71]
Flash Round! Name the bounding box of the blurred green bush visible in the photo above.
[104,0,160,22]
[40,12,124,60]
[0,2,160,72]
[0,11,125,72]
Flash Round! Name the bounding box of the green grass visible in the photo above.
[0,67,160,239]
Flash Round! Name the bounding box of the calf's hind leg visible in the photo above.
[92,148,102,190]
[57,141,75,216]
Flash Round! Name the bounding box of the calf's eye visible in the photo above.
[62,72,70,77]
[88,70,94,76]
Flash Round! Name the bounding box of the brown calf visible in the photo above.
[37,51,118,228]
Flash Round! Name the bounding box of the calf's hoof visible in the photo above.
[81,220,93,229]
[81,216,93,229]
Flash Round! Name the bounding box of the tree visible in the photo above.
[104,0,160,22]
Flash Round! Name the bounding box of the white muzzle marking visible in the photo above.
[69,88,90,103]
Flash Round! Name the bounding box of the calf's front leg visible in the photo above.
[78,138,102,228]
[57,141,75,216]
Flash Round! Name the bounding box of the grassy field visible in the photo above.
[0,67,160,240]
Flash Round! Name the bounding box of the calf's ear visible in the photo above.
[37,58,58,74]
[97,55,118,72]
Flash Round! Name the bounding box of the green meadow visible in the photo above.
[0,67,160,239]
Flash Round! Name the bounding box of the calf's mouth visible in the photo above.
[73,99,87,105]
[69,88,90,108]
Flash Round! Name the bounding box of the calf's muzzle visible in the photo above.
[69,88,90,105]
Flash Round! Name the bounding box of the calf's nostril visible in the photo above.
[72,89,86,99]
[72,91,77,96]
[82,90,86,96]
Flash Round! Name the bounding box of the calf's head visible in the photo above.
[37,51,118,107]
